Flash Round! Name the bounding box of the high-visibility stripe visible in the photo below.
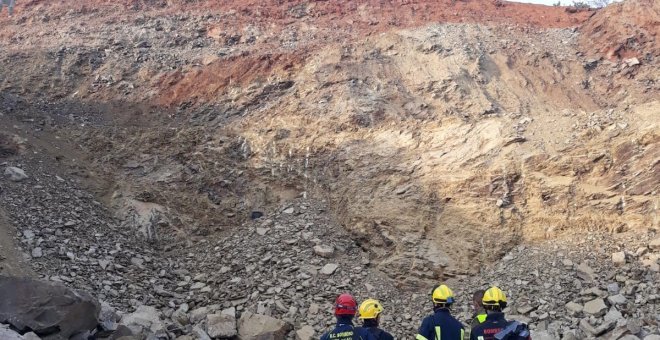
[435,326,441,340]
[477,314,487,323]
[461,329,465,340]
[416,335,429,340]
[478,336,485,340]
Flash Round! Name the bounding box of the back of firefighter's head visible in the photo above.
[431,284,455,309]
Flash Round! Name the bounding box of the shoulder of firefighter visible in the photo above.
[416,310,465,340]
[470,318,531,340]
[321,324,377,340]
[357,326,394,340]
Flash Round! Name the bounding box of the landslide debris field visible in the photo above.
[0,0,659,339]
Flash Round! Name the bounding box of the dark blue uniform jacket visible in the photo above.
[416,308,465,340]
[357,326,394,340]
[321,318,377,340]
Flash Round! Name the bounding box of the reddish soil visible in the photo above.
[156,53,303,106]
[17,0,592,29]
[6,0,600,108]
[579,0,660,59]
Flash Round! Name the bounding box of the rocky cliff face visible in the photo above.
[0,0,658,339]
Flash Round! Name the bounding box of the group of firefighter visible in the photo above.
[320,285,531,340]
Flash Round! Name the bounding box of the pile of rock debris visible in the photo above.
[2,163,659,340]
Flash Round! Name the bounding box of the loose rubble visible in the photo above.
[2,156,660,339]
[0,0,658,340]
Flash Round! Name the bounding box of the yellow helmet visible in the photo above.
[431,284,455,304]
[482,286,507,307]
[358,299,384,319]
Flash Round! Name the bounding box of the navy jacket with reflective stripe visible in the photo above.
[469,312,509,340]
[357,326,394,340]
[321,320,377,340]
[416,308,465,340]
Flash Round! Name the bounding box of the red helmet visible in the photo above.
[334,293,358,316]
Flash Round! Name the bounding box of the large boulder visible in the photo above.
[238,312,291,340]
[0,276,100,339]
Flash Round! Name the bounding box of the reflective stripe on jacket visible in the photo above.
[416,308,465,340]
[469,312,509,340]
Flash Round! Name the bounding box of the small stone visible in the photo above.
[256,228,268,236]
[607,283,620,294]
[584,58,599,70]
[624,57,640,67]
[4,166,28,181]
[296,325,315,340]
[320,264,338,275]
[22,230,35,240]
[531,330,554,340]
[22,332,41,340]
[283,207,295,214]
[517,305,535,314]
[650,237,660,251]
[583,298,608,316]
[579,319,597,335]
[308,303,320,315]
[98,260,111,270]
[313,245,335,258]
[619,336,641,340]
[31,247,43,258]
[562,259,574,267]
[172,306,190,326]
[0,326,26,340]
[565,301,583,315]
[607,294,627,305]
[580,318,615,336]
[612,252,626,265]
[577,262,596,282]
[206,313,237,338]
[193,325,212,340]
[627,319,642,335]
[641,254,660,272]
[190,306,211,324]
[130,257,144,268]
[238,312,291,339]
[121,305,165,334]
[190,282,207,290]
[635,247,648,257]
[604,308,623,322]
[563,331,578,340]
